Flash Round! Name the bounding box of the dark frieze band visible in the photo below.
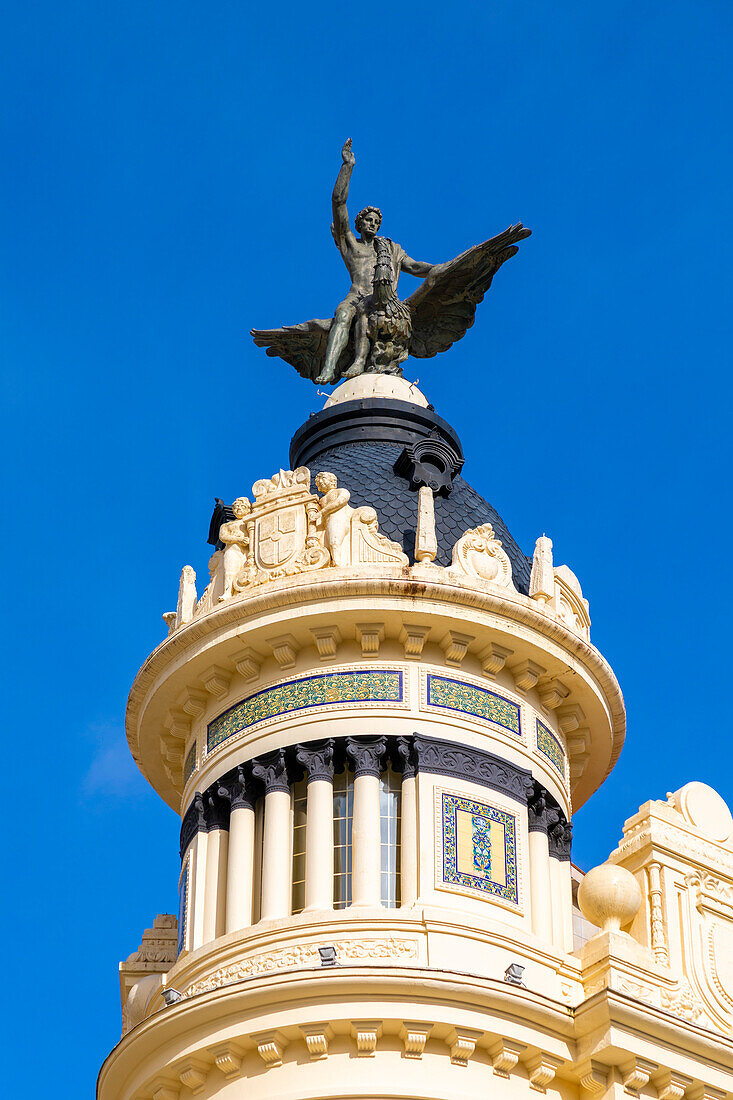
[179,733,569,860]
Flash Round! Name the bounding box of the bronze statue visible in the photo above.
[251,139,530,385]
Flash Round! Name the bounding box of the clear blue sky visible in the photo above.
[2,2,731,1093]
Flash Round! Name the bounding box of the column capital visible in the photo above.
[252,749,290,794]
[548,812,572,861]
[296,739,335,783]
[203,786,229,831]
[527,782,550,832]
[346,736,388,778]
[219,764,256,811]
[394,736,417,779]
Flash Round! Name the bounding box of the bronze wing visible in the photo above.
[406,223,531,358]
[250,319,354,384]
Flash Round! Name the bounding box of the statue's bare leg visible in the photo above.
[342,308,370,379]
[317,301,356,383]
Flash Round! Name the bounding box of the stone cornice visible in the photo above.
[124,567,620,809]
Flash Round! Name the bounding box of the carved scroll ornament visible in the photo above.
[448,523,515,589]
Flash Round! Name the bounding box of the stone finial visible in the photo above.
[530,536,554,604]
[578,863,642,933]
[415,485,438,561]
[176,566,197,627]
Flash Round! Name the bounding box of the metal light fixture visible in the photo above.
[504,963,525,986]
[162,987,183,1006]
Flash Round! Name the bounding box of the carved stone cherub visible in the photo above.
[314,471,353,567]
[218,496,252,600]
[315,471,408,568]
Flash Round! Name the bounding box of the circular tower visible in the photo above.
[99,373,626,1100]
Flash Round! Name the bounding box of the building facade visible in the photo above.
[99,374,733,1100]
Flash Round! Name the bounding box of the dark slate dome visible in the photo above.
[289,396,532,593]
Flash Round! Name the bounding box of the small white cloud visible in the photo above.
[81,721,146,801]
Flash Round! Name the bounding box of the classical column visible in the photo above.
[347,737,387,908]
[527,784,554,942]
[221,766,256,933]
[190,794,209,950]
[253,750,292,921]
[396,737,418,907]
[202,789,229,943]
[549,813,573,951]
[296,740,335,911]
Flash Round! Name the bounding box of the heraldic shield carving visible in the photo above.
[233,468,330,591]
[681,871,733,1030]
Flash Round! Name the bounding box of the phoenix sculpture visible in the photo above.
[251,139,530,384]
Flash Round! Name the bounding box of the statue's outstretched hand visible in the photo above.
[341,138,355,167]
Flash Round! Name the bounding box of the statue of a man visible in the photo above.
[316,139,435,384]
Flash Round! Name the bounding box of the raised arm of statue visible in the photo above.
[331,138,356,250]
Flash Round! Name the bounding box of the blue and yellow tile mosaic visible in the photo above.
[183,742,197,784]
[426,674,521,736]
[441,791,519,905]
[207,669,403,752]
[536,719,565,777]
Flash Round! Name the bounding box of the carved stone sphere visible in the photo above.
[578,863,642,933]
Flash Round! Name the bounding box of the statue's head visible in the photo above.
[355,206,382,238]
[315,471,337,493]
[232,496,251,519]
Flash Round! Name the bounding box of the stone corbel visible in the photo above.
[567,730,591,782]
[350,1020,382,1057]
[399,623,431,659]
[687,1087,726,1100]
[525,1053,564,1092]
[233,646,263,683]
[210,1041,245,1079]
[356,622,384,657]
[537,677,570,711]
[179,688,208,718]
[488,1038,526,1077]
[576,1060,608,1095]
[177,1060,208,1095]
[310,625,342,660]
[199,665,231,698]
[399,1020,432,1059]
[446,1026,483,1066]
[162,708,190,767]
[510,659,546,692]
[479,642,514,676]
[557,704,586,734]
[252,1030,287,1068]
[300,1023,333,1060]
[621,1057,657,1096]
[655,1071,693,1100]
[151,1084,180,1100]
[441,629,474,666]
[267,634,299,669]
